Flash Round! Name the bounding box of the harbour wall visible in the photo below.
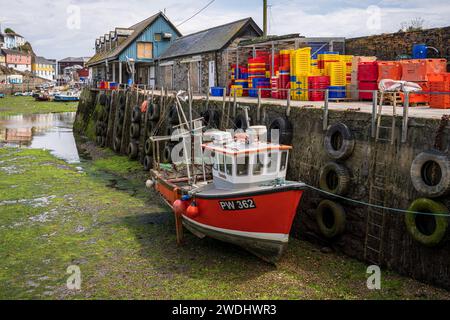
[75,88,450,290]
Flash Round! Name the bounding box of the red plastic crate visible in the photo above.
[358,62,378,82]
[358,81,378,100]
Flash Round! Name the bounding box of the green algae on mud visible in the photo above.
[0,96,78,117]
[1,146,450,300]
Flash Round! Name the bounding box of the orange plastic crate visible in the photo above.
[400,82,430,105]
[378,61,402,82]
[429,74,450,109]
[400,59,447,82]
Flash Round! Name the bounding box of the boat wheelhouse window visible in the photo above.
[219,152,225,173]
[280,151,288,171]
[225,155,233,176]
[212,151,218,171]
[266,151,278,174]
[253,153,264,176]
[237,154,249,176]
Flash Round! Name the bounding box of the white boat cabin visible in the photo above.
[203,127,291,190]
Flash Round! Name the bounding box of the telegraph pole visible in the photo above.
[263,0,267,36]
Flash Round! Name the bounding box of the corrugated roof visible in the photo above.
[159,18,263,60]
[87,12,181,67]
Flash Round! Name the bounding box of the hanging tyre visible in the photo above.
[113,136,121,152]
[162,143,173,164]
[131,106,141,123]
[127,141,139,160]
[324,123,355,161]
[405,198,449,247]
[115,123,123,137]
[148,102,160,121]
[234,113,250,131]
[316,199,346,238]
[99,93,107,106]
[146,121,154,138]
[118,108,125,122]
[144,138,153,156]
[319,162,351,196]
[202,109,220,129]
[130,123,140,139]
[410,150,450,198]
[119,95,126,107]
[143,155,153,171]
[269,116,293,145]
[169,105,180,125]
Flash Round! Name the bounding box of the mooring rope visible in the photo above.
[303,183,449,217]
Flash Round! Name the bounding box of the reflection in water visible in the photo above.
[0,113,80,163]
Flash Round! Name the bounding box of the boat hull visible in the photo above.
[152,172,304,263]
[185,186,304,263]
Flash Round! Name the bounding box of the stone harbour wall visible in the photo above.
[75,88,450,290]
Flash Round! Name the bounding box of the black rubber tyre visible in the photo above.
[146,121,154,138]
[143,155,153,171]
[269,116,293,145]
[405,198,449,247]
[99,93,107,106]
[130,123,140,139]
[127,141,139,160]
[119,95,126,108]
[148,102,160,121]
[316,200,346,238]
[202,109,220,129]
[144,138,153,156]
[319,162,351,196]
[131,106,141,123]
[162,143,173,164]
[324,123,355,161]
[115,123,123,137]
[113,136,121,152]
[118,108,125,122]
[169,105,180,125]
[411,150,450,198]
[101,109,109,122]
[234,113,250,131]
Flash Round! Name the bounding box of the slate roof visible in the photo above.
[87,12,181,67]
[1,49,31,56]
[34,56,54,65]
[159,18,263,60]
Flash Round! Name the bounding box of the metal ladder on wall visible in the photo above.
[364,91,396,265]
[364,153,388,265]
[375,91,397,144]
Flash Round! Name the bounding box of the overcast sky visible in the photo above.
[0,0,449,60]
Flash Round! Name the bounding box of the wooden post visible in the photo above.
[323,89,329,131]
[371,90,378,138]
[402,92,410,143]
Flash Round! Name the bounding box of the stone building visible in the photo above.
[157,18,263,93]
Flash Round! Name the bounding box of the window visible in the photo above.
[253,153,264,176]
[237,154,249,176]
[219,153,225,173]
[266,152,278,174]
[280,151,288,171]
[154,33,162,41]
[137,42,153,59]
[225,155,233,176]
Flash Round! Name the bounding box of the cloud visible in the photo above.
[0,0,448,60]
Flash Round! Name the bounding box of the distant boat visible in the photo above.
[54,91,80,102]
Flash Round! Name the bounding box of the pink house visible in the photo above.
[2,49,32,72]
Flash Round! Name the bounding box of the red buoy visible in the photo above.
[186,203,200,218]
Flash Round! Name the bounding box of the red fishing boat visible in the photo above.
[149,93,305,263]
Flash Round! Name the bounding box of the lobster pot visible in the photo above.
[308,76,330,101]
[271,76,279,99]
[328,85,346,99]
[328,61,346,86]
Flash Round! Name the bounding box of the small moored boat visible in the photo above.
[149,92,305,263]
[54,91,80,102]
